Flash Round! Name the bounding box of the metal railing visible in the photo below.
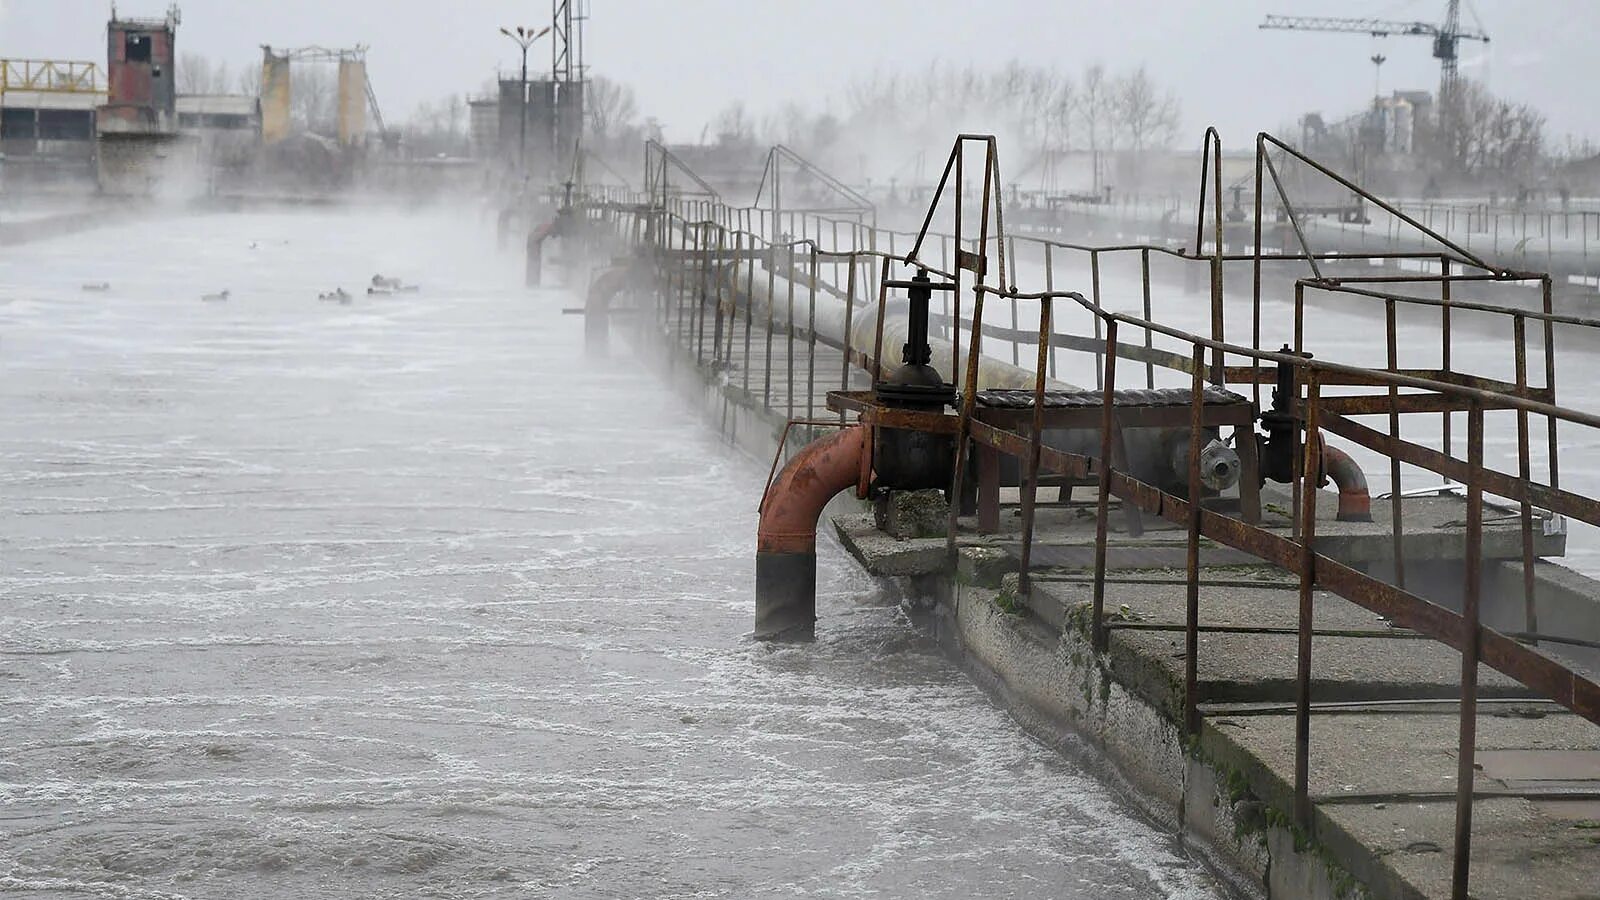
[0,60,104,95]
[570,130,1600,900]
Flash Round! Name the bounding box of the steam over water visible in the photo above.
[0,209,1223,898]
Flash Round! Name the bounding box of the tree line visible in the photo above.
[707,61,1181,191]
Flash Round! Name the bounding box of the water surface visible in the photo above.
[0,208,1225,898]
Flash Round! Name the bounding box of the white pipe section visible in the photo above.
[722,259,1076,392]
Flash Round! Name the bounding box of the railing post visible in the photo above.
[1542,276,1560,490]
[1294,367,1321,832]
[1441,257,1454,483]
[743,237,755,394]
[840,255,858,418]
[944,289,987,558]
[1091,320,1120,651]
[1511,314,1537,641]
[806,247,818,421]
[871,257,891,380]
[764,244,776,412]
[1091,250,1104,389]
[1184,343,1206,736]
[1044,244,1058,379]
[1019,296,1053,595]
[1451,402,1485,900]
[786,243,797,416]
[1386,297,1405,589]
[1141,249,1156,389]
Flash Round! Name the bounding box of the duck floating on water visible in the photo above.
[201,289,231,302]
[318,288,352,304]
[370,274,420,294]
[81,282,111,292]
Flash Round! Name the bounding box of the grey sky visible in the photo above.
[3,1,1594,150]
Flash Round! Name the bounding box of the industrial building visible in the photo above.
[1,8,264,195]
[0,60,103,188]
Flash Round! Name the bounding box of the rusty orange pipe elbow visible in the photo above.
[584,266,630,353]
[755,424,869,639]
[1320,440,1372,523]
[526,222,555,287]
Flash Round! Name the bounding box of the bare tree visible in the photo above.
[292,65,337,135]
[1079,64,1112,190]
[178,53,231,94]
[1439,80,1544,180]
[712,101,755,148]
[236,64,262,97]
[776,60,1185,192]
[403,94,469,157]
[1113,66,1180,187]
[586,76,639,150]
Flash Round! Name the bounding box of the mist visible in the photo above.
[5,3,1600,899]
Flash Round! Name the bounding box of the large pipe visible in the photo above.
[756,424,869,640]
[725,260,1062,392]
[496,207,514,250]
[526,222,554,287]
[1320,441,1372,522]
[725,259,1243,494]
[584,265,632,354]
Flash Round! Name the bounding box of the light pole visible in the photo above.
[499,25,551,180]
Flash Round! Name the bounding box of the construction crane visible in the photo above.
[1260,1,1488,145]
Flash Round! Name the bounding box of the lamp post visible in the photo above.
[499,25,551,180]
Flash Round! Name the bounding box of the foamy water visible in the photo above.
[0,208,1226,898]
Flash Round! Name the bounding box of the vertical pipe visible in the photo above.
[1294,368,1321,831]
[1451,402,1485,900]
[1091,320,1120,651]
